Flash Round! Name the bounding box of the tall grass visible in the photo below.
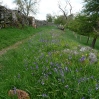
[0,27,99,98]
[0,26,53,50]
[65,29,99,50]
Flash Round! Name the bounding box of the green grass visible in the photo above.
[0,26,99,98]
[0,26,53,50]
[65,29,99,50]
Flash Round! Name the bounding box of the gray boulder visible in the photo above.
[89,53,97,64]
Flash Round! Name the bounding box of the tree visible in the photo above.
[46,14,53,22]
[82,0,99,48]
[14,0,40,16]
[54,15,66,25]
[76,14,93,44]
[67,16,79,32]
[58,0,72,26]
[67,0,99,48]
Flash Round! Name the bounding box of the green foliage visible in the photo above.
[65,29,99,49]
[83,0,99,14]
[68,0,99,48]
[83,0,99,29]
[54,15,66,25]
[67,17,79,32]
[46,14,53,22]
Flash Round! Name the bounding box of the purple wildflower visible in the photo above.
[79,56,86,62]
[36,65,39,69]
[13,87,17,94]
[82,97,85,99]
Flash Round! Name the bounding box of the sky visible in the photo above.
[1,0,83,20]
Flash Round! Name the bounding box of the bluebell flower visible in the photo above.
[13,87,17,94]
[82,97,85,99]
[79,55,86,62]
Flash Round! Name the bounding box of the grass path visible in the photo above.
[0,34,35,56]
[0,26,54,56]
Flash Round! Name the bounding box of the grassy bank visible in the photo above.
[65,29,99,50]
[0,27,99,98]
[0,26,53,50]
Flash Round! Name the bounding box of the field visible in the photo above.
[0,26,99,99]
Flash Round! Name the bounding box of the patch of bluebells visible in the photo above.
[15,29,99,98]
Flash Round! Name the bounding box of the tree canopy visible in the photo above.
[14,0,40,16]
[67,0,99,48]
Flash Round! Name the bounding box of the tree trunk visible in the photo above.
[91,36,97,48]
[86,36,90,44]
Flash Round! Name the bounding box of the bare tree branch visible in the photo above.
[58,0,72,19]
[14,0,40,16]
[58,4,67,19]
[67,0,72,15]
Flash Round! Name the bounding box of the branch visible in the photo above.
[58,0,72,19]
[67,0,72,15]
[58,4,67,19]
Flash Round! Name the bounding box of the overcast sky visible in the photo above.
[1,0,83,20]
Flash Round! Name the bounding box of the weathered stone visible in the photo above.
[0,5,53,28]
[0,5,32,28]
[57,24,64,30]
[36,19,48,27]
[8,89,30,99]
[12,11,17,22]
[89,52,97,64]
[80,47,86,52]
[80,46,92,52]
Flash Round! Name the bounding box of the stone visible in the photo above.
[89,53,97,64]
[58,24,64,30]
[80,46,92,52]
[80,47,86,52]
[8,89,30,99]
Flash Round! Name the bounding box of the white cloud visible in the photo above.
[1,0,83,20]
[1,0,16,9]
[34,0,83,20]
